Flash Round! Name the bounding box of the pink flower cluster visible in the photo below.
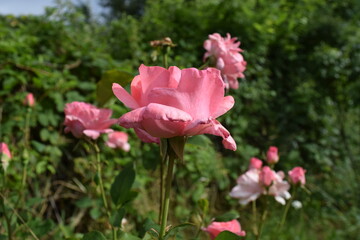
[112,64,236,150]
[203,33,247,89]
[203,219,246,239]
[63,102,130,151]
[230,146,306,205]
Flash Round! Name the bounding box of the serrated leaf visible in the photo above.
[82,231,107,240]
[97,69,133,106]
[110,164,136,206]
[214,231,243,240]
[110,207,126,227]
[214,212,239,222]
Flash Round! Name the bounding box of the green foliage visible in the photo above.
[0,0,359,239]
[214,231,243,240]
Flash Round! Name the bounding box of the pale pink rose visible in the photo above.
[203,219,246,239]
[0,142,12,171]
[24,93,35,107]
[106,131,130,152]
[64,102,117,140]
[249,157,263,169]
[268,171,291,205]
[112,65,236,150]
[260,166,277,186]
[288,167,306,186]
[203,33,247,89]
[229,169,263,205]
[266,146,279,164]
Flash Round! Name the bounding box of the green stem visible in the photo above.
[159,152,175,239]
[162,47,169,69]
[279,187,297,230]
[1,191,12,240]
[257,196,269,240]
[93,142,117,240]
[252,200,258,236]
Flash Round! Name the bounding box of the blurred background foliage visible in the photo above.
[0,0,359,239]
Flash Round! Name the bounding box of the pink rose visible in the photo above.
[24,93,35,107]
[260,166,277,186]
[229,169,263,205]
[249,157,263,169]
[203,219,246,239]
[106,131,130,152]
[203,33,247,89]
[0,142,12,171]
[288,167,306,186]
[266,146,279,164]
[268,171,291,205]
[112,65,236,150]
[64,102,117,140]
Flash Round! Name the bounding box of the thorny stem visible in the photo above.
[159,151,175,240]
[93,142,117,240]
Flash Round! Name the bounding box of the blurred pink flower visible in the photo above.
[112,64,236,150]
[288,167,306,186]
[260,166,277,186]
[203,219,246,239]
[106,131,130,152]
[0,142,12,171]
[229,169,263,205]
[268,171,291,205]
[249,157,263,169]
[64,102,116,140]
[203,33,246,89]
[266,146,279,164]
[24,93,35,107]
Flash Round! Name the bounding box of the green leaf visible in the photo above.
[187,135,211,148]
[197,198,209,214]
[214,211,239,222]
[119,233,141,240]
[163,223,195,240]
[214,231,243,240]
[82,231,107,240]
[110,164,136,206]
[110,207,126,227]
[97,69,133,106]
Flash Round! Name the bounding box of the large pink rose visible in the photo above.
[112,65,236,150]
[64,102,117,140]
[288,167,306,186]
[0,142,12,171]
[203,219,246,239]
[106,131,130,152]
[203,33,247,89]
[229,169,263,205]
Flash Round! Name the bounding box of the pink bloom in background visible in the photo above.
[0,142,12,171]
[64,102,117,140]
[203,33,246,89]
[106,131,130,152]
[268,171,291,205]
[112,65,236,150]
[229,169,263,205]
[288,167,306,186]
[249,157,263,169]
[260,166,277,186]
[203,219,246,239]
[266,146,279,164]
[24,93,35,107]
